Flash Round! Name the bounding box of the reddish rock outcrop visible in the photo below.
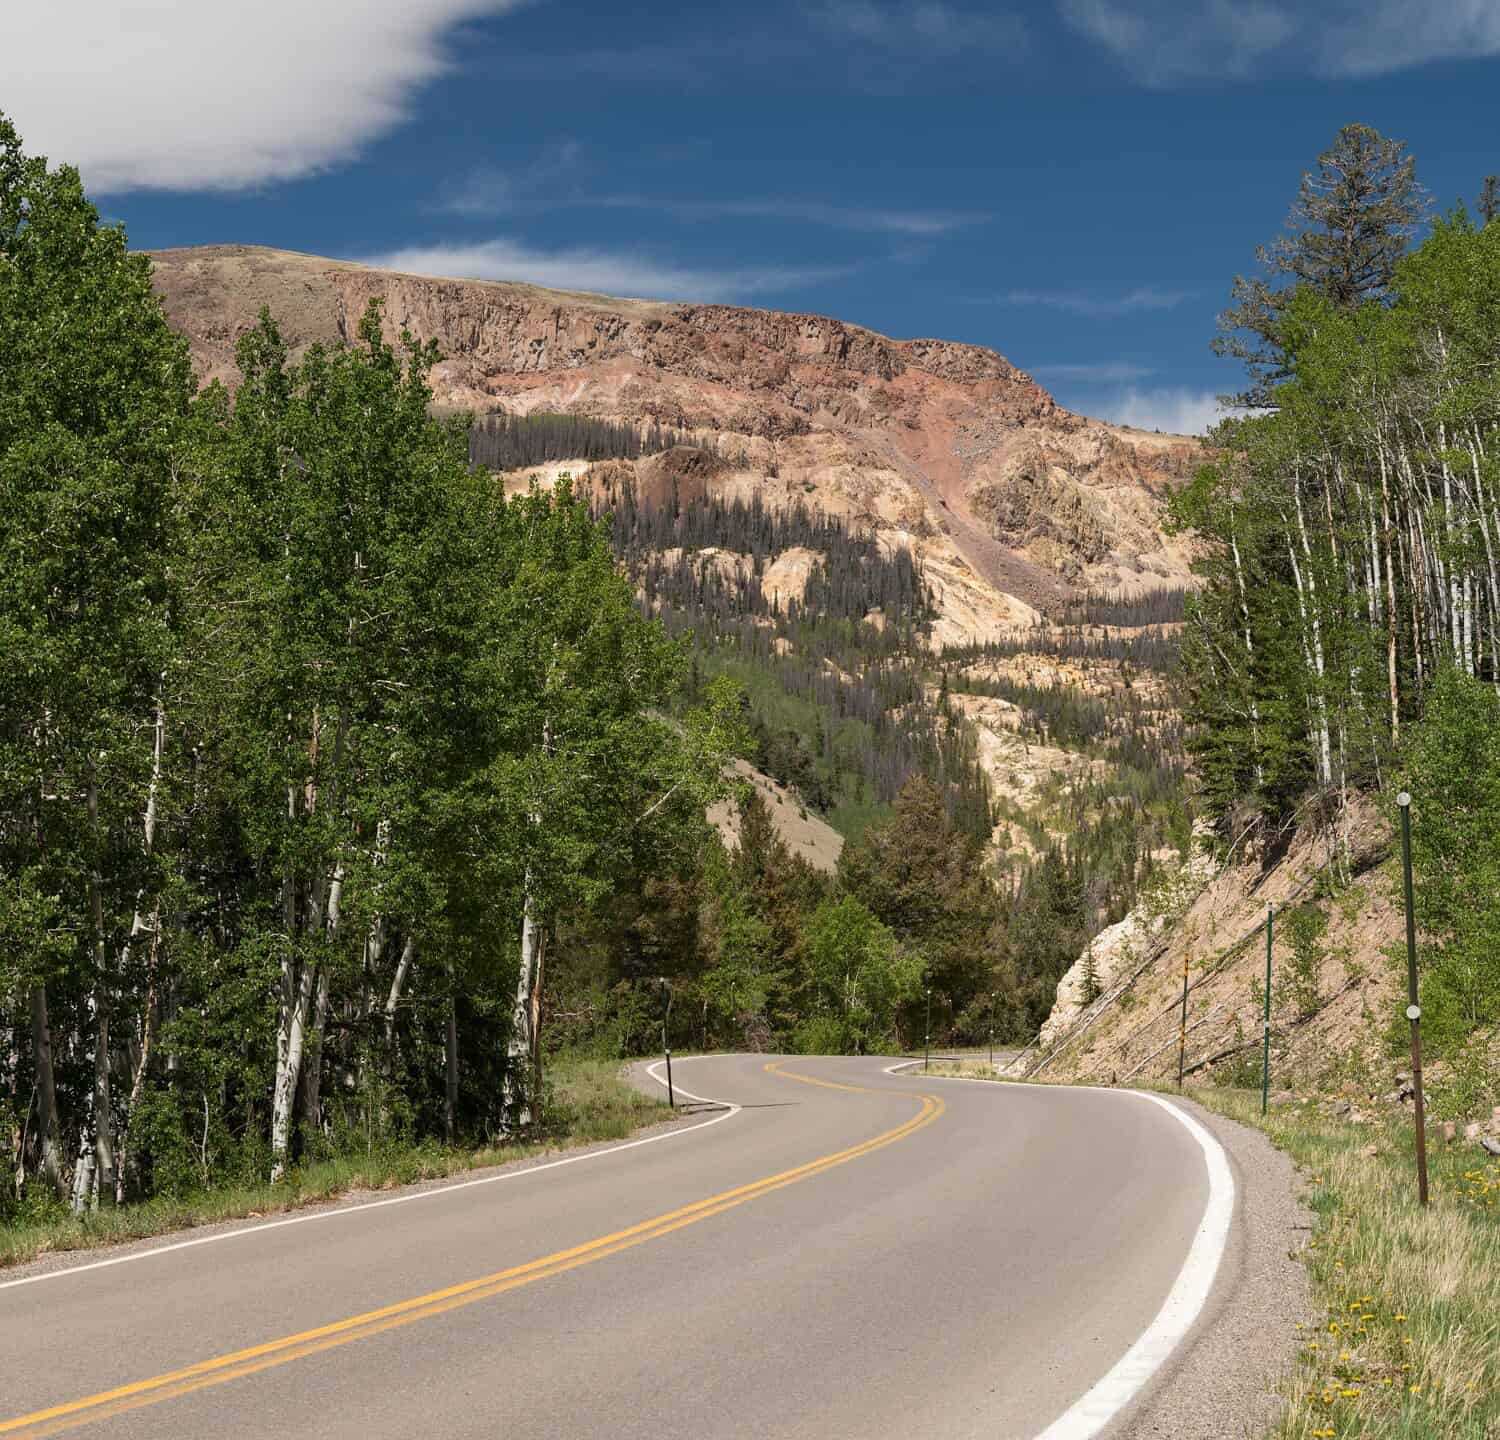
[147,244,1198,627]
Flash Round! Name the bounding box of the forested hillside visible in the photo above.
[1038,125,1500,1101]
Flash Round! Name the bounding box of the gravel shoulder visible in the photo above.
[1104,1094,1311,1440]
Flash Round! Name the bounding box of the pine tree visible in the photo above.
[1079,943,1102,1007]
[1213,123,1428,407]
[1479,174,1500,228]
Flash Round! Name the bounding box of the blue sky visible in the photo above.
[5,1,1500,432]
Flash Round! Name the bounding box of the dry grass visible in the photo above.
[0,1058,665,1272]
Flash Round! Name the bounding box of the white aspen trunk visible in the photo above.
[299,849,345,1139]
[1463,573,1475,675]
[530,930,547,1116]
[270,958,318,1180]
[28,987,65,1200]
[1289,492,1333,789]
[1439,426,1463,663]
[76,772,115,1211]
[500,882,542,1137]
[5,1001,18,1196]
[500,715,553,1138]
[111,693,166,1199]
[444,969,459,1145]
[1228,525,1263,786]
[384,935,416,1058]
[1466,430,1500,689]
[298,966,331,1141]
[1377,444,1401,740]
[114,910,160,1203]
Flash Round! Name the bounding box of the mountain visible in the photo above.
[148,244,1198,644]
[146,243,1196,916]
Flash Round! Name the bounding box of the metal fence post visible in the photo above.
[660,978,675,1109]
[1178,948,1190,1090]
[1261,904,1273,1116]
[924,988,932,1074]
[1398,791,1430,1206]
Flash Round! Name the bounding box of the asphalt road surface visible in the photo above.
[0,1056,1236,1440]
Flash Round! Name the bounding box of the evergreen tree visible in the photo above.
[1213,123,1428,407]
[1478,174,1499,228]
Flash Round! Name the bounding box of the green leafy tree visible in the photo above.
[1401,667,1500,1051]
[803,896,920,1053]
[0,112,195,1205]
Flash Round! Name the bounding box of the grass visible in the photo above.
[903,1060,1499,1437]
[1193,1089,1499,1440]
[0,1057,666,1273]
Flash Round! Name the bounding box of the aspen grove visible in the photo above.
[1179,129,1500,1053]
[0,117,739,1210]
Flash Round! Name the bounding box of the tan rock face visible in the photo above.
[147,244,1199,630]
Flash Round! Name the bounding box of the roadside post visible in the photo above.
[1178,948,1190,1090]
[1261,904,1273,1116]
[924,988,932,1074]
[1397,792,1430,1206]
[988,992,997,1071]
[659,977,675,1109]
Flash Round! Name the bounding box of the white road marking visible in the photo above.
[0,1059,741,1294]
[884,1059,1236,1440]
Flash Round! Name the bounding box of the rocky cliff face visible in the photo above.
[148,244,1198,636]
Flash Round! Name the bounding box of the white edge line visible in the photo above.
[883,1060,1235,1440]
[1,1057,741,1295]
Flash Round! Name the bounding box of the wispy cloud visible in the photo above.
[367,238,856,302]
[437,141,586,216]
[1095,385,1230,436]
[0,0,530,192]
[1032,361,1157,383]
[818,1,1029,54]
[961,287,1195,317]
[1059,0,1500,85]
[604,195,984,235]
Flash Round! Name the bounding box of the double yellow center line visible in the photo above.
[2,1062,942,1437]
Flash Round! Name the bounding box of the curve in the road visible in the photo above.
[0,1065,941,1439]
[883,1061,1234,1440]
[2,1055,1247,1440]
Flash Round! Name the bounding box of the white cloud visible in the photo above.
[1094,385,1229,436]
[368,237,855,302]
[1059,0,1500,84]
[0,1,528,192]
[964,287,1194,317]
[820,1,1028,53]
[1033,361,1157,382]
[438,140,585,216]
[604,195,982,235]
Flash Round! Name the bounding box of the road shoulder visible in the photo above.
[1102,1095,1310,1440]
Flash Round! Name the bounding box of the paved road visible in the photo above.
[0,1056,1229,1440]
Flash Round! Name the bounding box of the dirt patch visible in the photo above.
[708,759,844,874]
[1034,798,1400,1092]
